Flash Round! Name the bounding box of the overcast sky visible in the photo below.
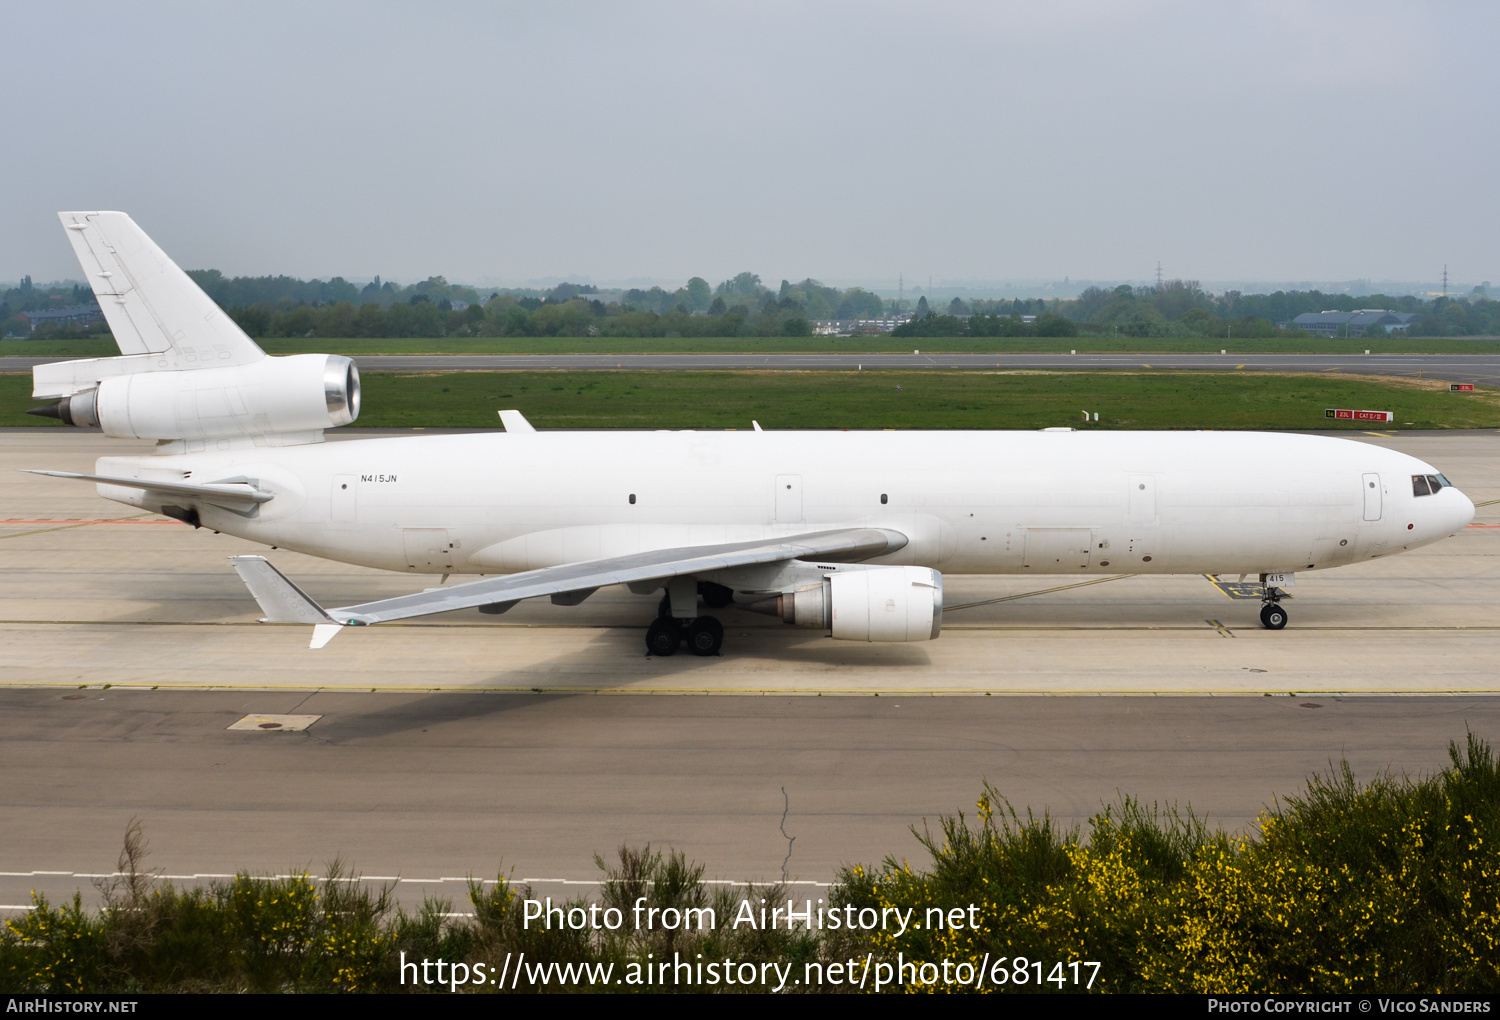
[4,1,1496,290]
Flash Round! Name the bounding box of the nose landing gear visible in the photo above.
[1258,582,1289,630]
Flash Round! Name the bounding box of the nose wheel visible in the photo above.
[1259,602,1288,629]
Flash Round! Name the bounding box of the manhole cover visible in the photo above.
[62,694,87,701]
[1300,703,1323,709]
[228,714,322,732]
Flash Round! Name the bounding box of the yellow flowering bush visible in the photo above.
[834,734,1500,994]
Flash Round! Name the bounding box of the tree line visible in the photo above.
[199,274,1500,341]
[5,268,1496,340]
[1065,280,1498,338]
[203,272,901,340]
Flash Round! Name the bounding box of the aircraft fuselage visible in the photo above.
[93,428,1474,579]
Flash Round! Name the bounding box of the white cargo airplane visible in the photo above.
[26,212,1476,655]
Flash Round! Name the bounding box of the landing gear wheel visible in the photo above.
[1260,603,1288,630]
[685,616,724,656]
[646,618,680,656]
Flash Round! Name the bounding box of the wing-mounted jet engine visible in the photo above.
[742,565,943,642]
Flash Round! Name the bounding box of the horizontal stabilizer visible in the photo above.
[23,469,273,507]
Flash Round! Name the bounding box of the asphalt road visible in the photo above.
[3,691,1495,910]
[3,351,1500,385]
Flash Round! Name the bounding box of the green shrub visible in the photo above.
[832,734,1500,993]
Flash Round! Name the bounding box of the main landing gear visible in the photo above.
[646,593,725,657]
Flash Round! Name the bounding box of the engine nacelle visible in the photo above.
[37,354,360,440]
[750,566,943,642]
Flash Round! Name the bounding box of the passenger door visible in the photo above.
[775,474,803,523]
[331,475,357,523]
[1362,473,1383,521]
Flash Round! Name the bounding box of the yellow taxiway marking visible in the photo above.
[1363,431,1397,438]
[1235,364,1245,369]
[1206,618,1236,638]
[1203,574,1292,600]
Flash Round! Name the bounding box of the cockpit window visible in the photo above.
[1412,474,1431,497]
[1434,474,1451,489]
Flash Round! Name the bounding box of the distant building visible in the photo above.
[16,303,104,334]
[813,316,914,336]
[1291,310,1419,336]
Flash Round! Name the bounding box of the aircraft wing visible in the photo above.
[22,469,273,507]
[229,526,907,645]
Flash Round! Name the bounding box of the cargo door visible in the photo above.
[403,528,454,572]
[1022,528,1092,571]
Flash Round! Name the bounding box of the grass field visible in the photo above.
[4,333,1500,359]
[6,369,1496,431]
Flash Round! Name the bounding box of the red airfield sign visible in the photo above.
[1324,408,1394,422]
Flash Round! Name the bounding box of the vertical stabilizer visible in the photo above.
[58,211,264,369]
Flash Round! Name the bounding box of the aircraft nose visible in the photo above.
[1451,488,1477,531]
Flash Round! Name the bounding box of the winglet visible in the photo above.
[498,409,536,433]
[229,555,342,648]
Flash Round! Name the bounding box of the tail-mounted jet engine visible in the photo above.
[748,565,943,641]
[29,354,359,440]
